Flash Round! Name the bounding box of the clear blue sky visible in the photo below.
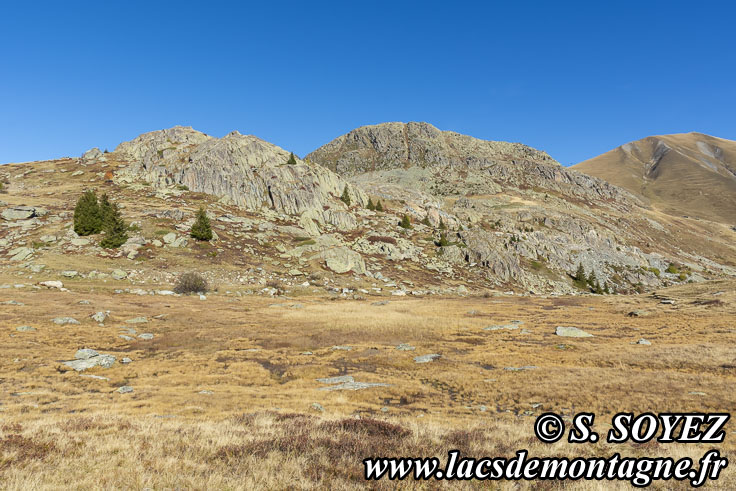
[2,1,735,166]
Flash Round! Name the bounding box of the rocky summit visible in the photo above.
[0,123,735,297]
[114,126,366,231]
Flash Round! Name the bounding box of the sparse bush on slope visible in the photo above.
[174,272,208,294]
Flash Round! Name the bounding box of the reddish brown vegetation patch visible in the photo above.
[367,235,398,245]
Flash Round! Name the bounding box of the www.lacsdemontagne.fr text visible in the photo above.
[364,449,727,487]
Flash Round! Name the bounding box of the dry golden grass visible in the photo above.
[0,411,731,490]
[1,278,735,488]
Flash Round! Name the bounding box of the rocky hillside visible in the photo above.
[307,122,736,292]
[1,125,735,298]
[573,132,736,224]
[113,126,366,232]
[307,122,637,205]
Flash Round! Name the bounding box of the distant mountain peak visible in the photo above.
[574,132,736,223]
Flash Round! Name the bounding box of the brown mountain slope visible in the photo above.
[573,132,736,223]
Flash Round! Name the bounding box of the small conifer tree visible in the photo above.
[575,263,586,283]
[286,152,297,165]
[439,218,446,230]
[367,198,375,210]
[190,206,213,241]
[99,193,114,229]
[573,263,588,289]
[99,203,128,248]
[375,200,384,212]
[74,189,103,236]
[437,232,450,247]
[340,185,351,206]
[587,271,597,288]
[421,216,431,226]
[399,214,412,229]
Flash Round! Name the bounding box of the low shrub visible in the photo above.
[367,236,397,245]
[174,272,208,294]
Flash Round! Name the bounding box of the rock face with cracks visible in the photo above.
[114,126,366,230]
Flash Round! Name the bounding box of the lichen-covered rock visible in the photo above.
[2,206,38,221]
[63,351,116,371]
[8,247,33,262]
[81,147,103,160]
[312,247,366,274]
[555,326,593,338]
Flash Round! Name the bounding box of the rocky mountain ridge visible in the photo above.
[307,122,639,206]
[113,126,367,233]
[1,124,735,297]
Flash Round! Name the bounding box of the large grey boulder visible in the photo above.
[312,247,366,274]
[316,375,389,391]
[39,280,64,289]
[555,326,593,338]
[63,350,116,371]
[82,147,103,160]
[414,354,441,363]
[2,206,39,221]
[8,247,33,262]
[75,348,100,359]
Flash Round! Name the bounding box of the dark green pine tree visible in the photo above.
[190,206,213,241]
[375,200,383,212]
[399,214,412,229]
[340,185,351,206]
[367,197,375,211]
[439,218,446,230]
[99,203,128,248]
[99,193,114,229]
[74,189,103,236]
[587,270,597,288]
[573,263,587,289]
[437,232,450,247]
[575,263,586,282]
[286,152,297,165]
